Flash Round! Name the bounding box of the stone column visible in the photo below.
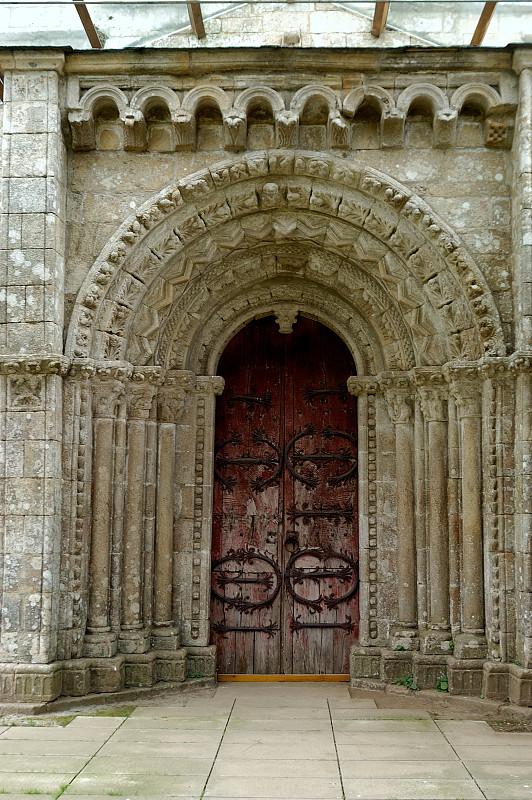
[118,380,156,654]
[418,376,452,653]
[0,51,67,669]
[514,357,532,669]
[382,375,418,649]
[153,371,193,650]
[449,370,487,658]
[84,377,123,658]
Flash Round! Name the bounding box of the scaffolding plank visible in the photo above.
[73,1,104,49]
[371,2,390,37]
[187,2,206,39]
[471,2,497,46]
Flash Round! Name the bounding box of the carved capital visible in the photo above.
[385,390,413,425]
[450,379,482,418]
[418,385,448,423]
[347,376,379,396]
[92,379,123,419]
[158,370,194,422]
[127,383,156,420]
[196,375,225,397]
[69,358,96,380]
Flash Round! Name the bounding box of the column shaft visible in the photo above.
[460,413,484,633]
[154,423,176,628]
[427,417,449,628]
[395,420,417,627]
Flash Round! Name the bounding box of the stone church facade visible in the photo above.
[0,43,531,706]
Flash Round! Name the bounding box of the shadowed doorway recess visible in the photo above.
[211,316,359,675]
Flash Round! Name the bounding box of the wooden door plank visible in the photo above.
[471,2,497,46]
[371,2,390,37]
[72,1,104,48]
[187,1,206,39]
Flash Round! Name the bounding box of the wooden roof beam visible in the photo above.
[187,2,206,39]
[471,1,497,46]
[371,2,390,37]
[73,1,104,48]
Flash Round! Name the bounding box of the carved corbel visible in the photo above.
[121,109,148,152]
[68,108,96,151]
[381,110,405,149]
[445,363,482,419]
[327,109,350,149]
[275,109,299,148]
[434,109,458,148]
[223,108,247,152]
[274,305,299,334]
[485,115,514,149]
[172,109,196,151]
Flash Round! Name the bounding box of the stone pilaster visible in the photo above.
[180,375,224,647]
[152,370,193,651]
[0,51,67,665]
[416,372,452,654]
[347,376,381,646]
[448,365,487,658]
[83,375,123,658]
[381,373,418,650]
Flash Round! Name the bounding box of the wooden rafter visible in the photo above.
[371,2,390,37]
[72,0,103,48]
[187,2,206,39]
[471,1,497,46]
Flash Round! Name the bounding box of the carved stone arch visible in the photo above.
[181,85,232,114]
[450,83,503,114]
[290,84,340,114]
[130,86,180,114]
[65,150,504,363]
[396,83,450,115]
[79,84,129,115]
[151,243,418,373]
[343,86,395,117]
[235,86,285,114]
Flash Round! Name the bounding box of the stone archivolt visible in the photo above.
[68,81,516,152]
[66,150,504,372]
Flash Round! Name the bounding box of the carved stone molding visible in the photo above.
[449,379,482,419]
[195,375,225,397]
[0,355,70,376]
[274,305,300,334]
[347,376,379,396]
[418,384,449,423]
[127,383,156,420]
[379,372,413,425]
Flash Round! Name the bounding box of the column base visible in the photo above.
[151,627,180,651]
[454,632,487,659]
[118,629,151,655]
[82,631,118,658]
[420,628,453,655]
[391,626,420,651]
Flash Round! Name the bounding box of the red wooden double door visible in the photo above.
[211,317,359,674]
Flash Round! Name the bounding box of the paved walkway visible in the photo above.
[0,682,530,799]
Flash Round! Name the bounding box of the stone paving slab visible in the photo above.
[454,744,532,760]
[0,739,100,755]
[203,776,343,798]
[466,761,532,780]
[81,756,214,775]
[342,777,485,799]
[97,740,220,758]
[217,741,338,760]
[0,772,78,792]
[64,773,207,795]
[208,757,340,778]
[475,781,532,799]
[339,759,473,780]
[336,743,456,760]
[0,754,89,772]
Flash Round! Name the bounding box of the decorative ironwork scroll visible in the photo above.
[291,616,355,632]
[214,429,282,492]
[285,424,357,488]
[211,546,281,613]
[285,547,359,613]
[303,380,348,406]
[212,621,279,639]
